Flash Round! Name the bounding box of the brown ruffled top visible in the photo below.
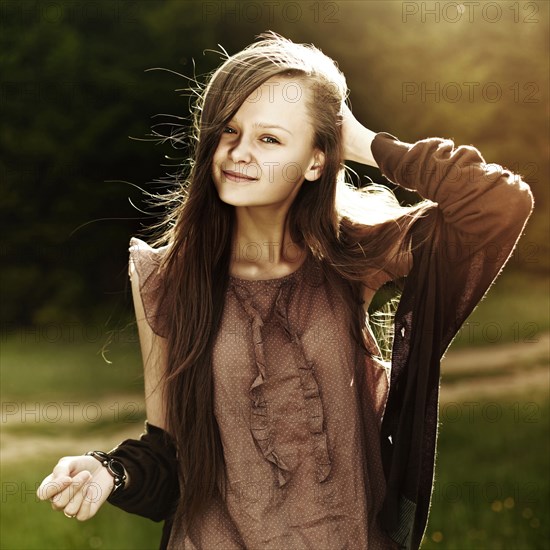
[129,238,396,549]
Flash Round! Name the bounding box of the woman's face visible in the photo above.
[212,76,324,208]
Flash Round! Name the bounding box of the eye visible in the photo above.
[223,126,236,135]
[261,136,280,145]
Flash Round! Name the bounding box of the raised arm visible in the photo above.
[342,104,534,290]
[343,109,534,549]
[369,132,534,249]
[342,103,533,248]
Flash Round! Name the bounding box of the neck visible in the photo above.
[231,205,305,272]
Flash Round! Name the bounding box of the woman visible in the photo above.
[37,32,533,549]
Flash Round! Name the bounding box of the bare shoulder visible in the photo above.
[128,237,170,279]
[128,244,168,430]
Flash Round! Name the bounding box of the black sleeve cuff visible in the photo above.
[106,421,180,522]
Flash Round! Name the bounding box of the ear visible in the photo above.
[304,150,326,182]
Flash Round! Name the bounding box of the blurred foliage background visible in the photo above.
[1,1,548,549]
[1,0,548,327]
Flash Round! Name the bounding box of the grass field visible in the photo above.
[421,390,549,549]
[0,323,143,401]
[1,272,548,549]
[445,272,549,350]
[2,390,547,549]
[1,457,163,550]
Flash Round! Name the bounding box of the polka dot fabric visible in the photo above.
[131,238,398,550]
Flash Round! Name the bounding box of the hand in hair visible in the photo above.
[340,103,379,168]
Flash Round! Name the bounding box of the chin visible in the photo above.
[216,187,279,208]
[217,193,262,207]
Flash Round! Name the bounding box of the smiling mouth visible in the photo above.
[223,170,258,183]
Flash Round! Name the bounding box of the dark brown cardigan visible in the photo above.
[108,132,534,549]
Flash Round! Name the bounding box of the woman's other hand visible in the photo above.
[340,102,378,167]
[36,455,115,520]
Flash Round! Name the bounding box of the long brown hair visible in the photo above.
[147,31,433,540]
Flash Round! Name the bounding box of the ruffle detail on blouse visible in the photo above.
[273,284,332,484]
[230,272,332,487]
[230,281,292,487]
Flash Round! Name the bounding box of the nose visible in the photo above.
[228,136,253,164]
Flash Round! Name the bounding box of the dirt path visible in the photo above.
[2,336,548,466]
[440,332,549,401]
[1,393,147,466]
[1,426,143,470]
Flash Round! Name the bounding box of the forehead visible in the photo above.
[245,76,308,104]
[233,77,311,127]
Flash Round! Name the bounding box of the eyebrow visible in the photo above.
[254,122,293,135]
[229,119,293,136]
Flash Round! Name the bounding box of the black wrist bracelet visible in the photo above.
[86,450,128,496]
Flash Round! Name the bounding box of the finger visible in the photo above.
[75,485,94,521]
[50,471,92,511]
[88,471,113,517]
[80,471,113,520]
[50,475,89,511]
[63,476,99,521]
[37,474,72,501]
[63,485,86,518]
[38,455,81,500]
[77,480,106,521]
